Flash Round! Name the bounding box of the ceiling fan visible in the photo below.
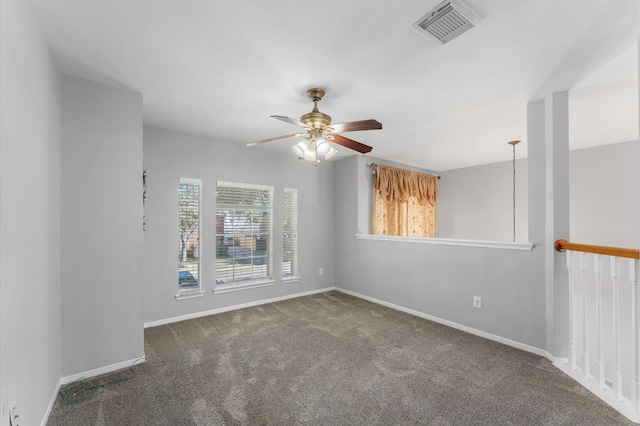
[246,88,382,163]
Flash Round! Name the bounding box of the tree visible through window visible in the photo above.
[216,182,273,285]
[283,188,298,278]
[178,178,201,290]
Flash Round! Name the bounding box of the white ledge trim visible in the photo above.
[355,234,534,251]
[213,279,276,294]
[175,289,206,300]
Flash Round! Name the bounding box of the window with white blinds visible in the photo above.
[178,178,201,291]
[215,182,273,286]
[283,188,299,279]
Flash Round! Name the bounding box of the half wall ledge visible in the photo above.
[355,234,534,251]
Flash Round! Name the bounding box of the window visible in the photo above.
[372,164,438,237]
[283,188,299,279]
[215,182,274,290]
[178,178,202,293]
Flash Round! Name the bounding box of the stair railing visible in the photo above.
[555,239,640,423]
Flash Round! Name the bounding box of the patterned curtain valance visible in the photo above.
[374,164,438,206]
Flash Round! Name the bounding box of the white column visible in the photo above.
[631,259,639,414]
[634,18,640,420]
[527,92,570,358]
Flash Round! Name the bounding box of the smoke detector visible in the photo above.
[413,0,480,45]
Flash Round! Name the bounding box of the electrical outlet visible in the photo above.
[9,402,19,426]
[473,296,482,309]
[319,268,324,276]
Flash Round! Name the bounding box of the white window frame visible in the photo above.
[176,177,205,300]
[214,181,275,293]
[282,187,300,282]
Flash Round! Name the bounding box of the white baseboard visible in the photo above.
[335,287,549,358]
[59,355,147,386]
[42,379,62,426]
[144,287,337,328]
[42,355,146,425]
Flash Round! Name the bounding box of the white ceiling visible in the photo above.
[29,0,638,171]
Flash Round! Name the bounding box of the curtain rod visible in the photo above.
[369,163,441,179]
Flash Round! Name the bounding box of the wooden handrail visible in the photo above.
[554,239,640,260]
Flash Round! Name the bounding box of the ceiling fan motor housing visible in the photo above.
[301,88,331,129]
[300,110,331,130]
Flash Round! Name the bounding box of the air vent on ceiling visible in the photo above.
[413,0,479,45]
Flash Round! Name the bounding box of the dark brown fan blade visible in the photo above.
[330,134,373,154]
[246,133,304,147]
[329,119,382,133]
[271,115,308,128]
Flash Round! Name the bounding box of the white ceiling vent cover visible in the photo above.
[413,0,480,45]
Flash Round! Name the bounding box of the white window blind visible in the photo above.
[178,178,201,291]
[216,182,273,285]
[283,188,299,278]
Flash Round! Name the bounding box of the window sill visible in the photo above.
[213,279,276,294]
[282,276,301,284]
[175,289,206,301]
[355,234,534,251]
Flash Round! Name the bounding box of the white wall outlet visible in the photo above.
[473,296,482,309]
[319,268,324,276]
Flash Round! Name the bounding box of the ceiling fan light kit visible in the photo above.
[292,138,338,163]
[247,88,382,163]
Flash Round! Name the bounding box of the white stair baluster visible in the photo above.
[580,252,590,378]
[567,250,576,370]
[610,256,622,401]
[594,254,605,388]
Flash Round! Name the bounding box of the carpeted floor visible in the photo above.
[47,291,634,425]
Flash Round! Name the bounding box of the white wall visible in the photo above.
[438,159,528,242]
[143,126,335,324]
[0,0,62,424]
[60,76,144,376]
[570,140,640,247]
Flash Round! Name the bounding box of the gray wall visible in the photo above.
[334,155,547,351]
[435,140,639,248]
[143,126,335,324]
[334,157,360,288]
[438,159,529,241]
[570,140,640,247]
[61,76,144,376]
[0,0,62,424]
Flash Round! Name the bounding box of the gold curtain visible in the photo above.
[372,164,438,237]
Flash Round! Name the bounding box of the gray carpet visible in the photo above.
[47,291,634,425]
